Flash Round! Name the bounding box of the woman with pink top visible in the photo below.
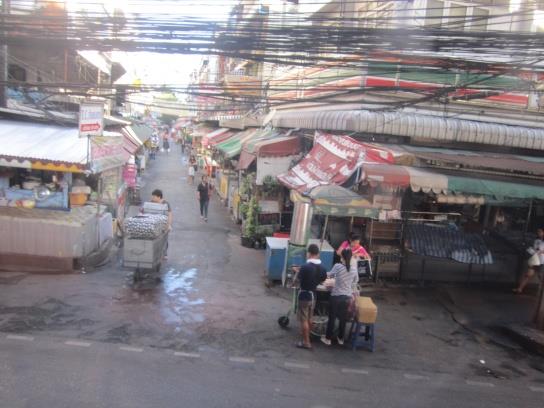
[336,233,370,260]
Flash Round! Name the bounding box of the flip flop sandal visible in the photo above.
[295,341,312,350]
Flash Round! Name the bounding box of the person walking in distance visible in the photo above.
[180,134,186,155]
[514,227,544,294]
[188,155,197,185]
[187,158,195,185]
[163,131,170,154]
[197,175,212,222]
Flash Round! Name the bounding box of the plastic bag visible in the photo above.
[528,253,541,267]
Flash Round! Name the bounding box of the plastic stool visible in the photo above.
[349,321,375,352]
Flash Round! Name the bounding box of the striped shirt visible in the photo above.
[328,262,358,297]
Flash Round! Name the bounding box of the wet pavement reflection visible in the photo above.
[160,267,205,327]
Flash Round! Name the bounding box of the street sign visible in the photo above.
[79,102,104,137]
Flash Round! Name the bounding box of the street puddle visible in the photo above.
[163,267,197,295]
[160,267,205,325]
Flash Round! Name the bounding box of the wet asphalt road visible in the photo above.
[2,333,543,408]
[1,148,544,406]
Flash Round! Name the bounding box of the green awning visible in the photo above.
[365,163,544,202]
[291,186,380,219]
[216,129,254,158]
[447,176,544,201]
[242,128,279,153]
[216,128,269,158]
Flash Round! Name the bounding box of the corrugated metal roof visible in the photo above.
[0,119,119,167]
[272,110,544,151]
[128,124,153,144]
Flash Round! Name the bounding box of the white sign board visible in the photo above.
[79,102,104,137]
[256,155,296,185]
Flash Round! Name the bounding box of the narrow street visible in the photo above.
[1,149,544,407]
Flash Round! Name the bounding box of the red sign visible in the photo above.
[123,164,137,188]
[80,123,101,132]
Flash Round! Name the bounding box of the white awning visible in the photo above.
[272,110,544,151]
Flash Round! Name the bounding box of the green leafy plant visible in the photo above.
[239,173,254,198]
[239,202,249,220]
[242,196,259,238]
[261,175,280,196]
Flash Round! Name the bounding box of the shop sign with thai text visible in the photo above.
[90,136,125,173]
[79,102,104,137]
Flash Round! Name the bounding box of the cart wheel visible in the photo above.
[278,316,289,328]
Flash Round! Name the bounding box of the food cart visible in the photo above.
[278,274,333,337]
[122,202,169,281]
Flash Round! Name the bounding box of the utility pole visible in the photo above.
[0,0,10,108]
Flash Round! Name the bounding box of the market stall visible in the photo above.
[361,160,544,283]
[0,119,126,271]
[237,131,302,241]
[271,132,397,283]
[189,123,216,150]
[214,128,264,220]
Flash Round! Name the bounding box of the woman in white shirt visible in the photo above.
[321,248,359,346]
[187,161,196,185]
[513,228,544,294]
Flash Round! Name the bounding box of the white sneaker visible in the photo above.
[337,337,344,346]
[320,336,331,346]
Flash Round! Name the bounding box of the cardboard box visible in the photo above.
[356,296,378,323]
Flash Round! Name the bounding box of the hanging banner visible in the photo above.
[123,164,137,188]
[79,102,104,138]
[90,135,125,174]
[278,132,394,193]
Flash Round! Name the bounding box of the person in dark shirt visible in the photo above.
[294,244,327,350]
[196,175,212,222]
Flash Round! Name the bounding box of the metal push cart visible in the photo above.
[277,267,331,337]
[123,230,169,281]
[122,202,169,281]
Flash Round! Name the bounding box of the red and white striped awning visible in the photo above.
[363,163,448,193]
[278,132,394,193]
[201,128,231,147]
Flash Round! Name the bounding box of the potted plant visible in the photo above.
[239,174,254,201]
[255,225,274,249]
[261,175,280,198]
[241,197,259,248]
[238,202,249,221]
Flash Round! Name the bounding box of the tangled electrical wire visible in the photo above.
[1,0,544,114]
